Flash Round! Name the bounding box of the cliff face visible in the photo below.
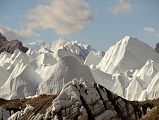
[0,33,28,54]
[49,79,137,120]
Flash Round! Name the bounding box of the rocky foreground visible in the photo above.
[1,79,158,120]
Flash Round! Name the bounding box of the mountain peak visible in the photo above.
[120,36,140,46]
[122,35,131,41]
[97,36,159,74]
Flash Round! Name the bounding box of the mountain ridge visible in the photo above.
[0,33,28,54]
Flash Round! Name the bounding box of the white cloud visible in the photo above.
[0,24,36,40]
[0,0,92,39]
[26,0,93,36]
[144,27,159,37]
[109,0,133,16]
[144,27,156,34]
[0,25,22,40]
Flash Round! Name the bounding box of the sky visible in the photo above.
[0,0,159,51]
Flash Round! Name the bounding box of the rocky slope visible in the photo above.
[48,79,137,120]
[0,33,28,54]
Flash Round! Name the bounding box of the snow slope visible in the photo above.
[37,56,95,95]
[133,59,159,85]
[0,62,42,99]
[97,36,159,74]
[34,52,56,68]
[0,66,10,87]
[146,72,159,99]
[90,66,113,90]
[111,73,131,98]
[125,77,147,101]
[84,51,105,66]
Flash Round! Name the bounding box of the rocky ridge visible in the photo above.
[0,33,28,54]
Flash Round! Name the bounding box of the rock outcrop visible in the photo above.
[23,79,144,120]
[155,42,159,53]
[49,79,137,120]
[0,33,28,54]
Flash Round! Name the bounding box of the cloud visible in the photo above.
[144,27,159,37]
[0,24,36,40]
[0,25,22,40]
[144,27,156,34]
[26,0,93,36]
[0,0,92,39]
[109,0,133,16]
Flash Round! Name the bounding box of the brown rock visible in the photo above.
[0,32,28,54]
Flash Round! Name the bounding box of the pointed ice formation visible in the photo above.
[36,53,57,67]
[134,59,159,85]
[111,73,130,98]
[0,62,42,99]
[126,77,147,101]
[97,36,159,74]
[146,72,159,99]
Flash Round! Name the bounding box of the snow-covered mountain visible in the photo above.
[97,36,159,74]
[2,35,159,120]
[1,36,159,102]
[0,45,96,99]
[26,38,96,61]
